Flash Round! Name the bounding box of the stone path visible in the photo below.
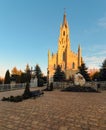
[0,88,106,130]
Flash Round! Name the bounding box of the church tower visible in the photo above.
[57,13,70,70]
[48,13,83,83]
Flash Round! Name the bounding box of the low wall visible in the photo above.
[53,82,73,89]
[53,81,106,90]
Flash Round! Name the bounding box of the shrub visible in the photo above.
[2,95,23,102]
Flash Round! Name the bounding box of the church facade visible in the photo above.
[48,13,83,82]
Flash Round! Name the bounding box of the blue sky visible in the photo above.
[0,0,106,77]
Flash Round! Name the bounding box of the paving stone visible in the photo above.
[0,88,106,130]
[59,126,68,130]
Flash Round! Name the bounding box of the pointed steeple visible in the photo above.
[78,44,81,51]
[62,12,68,27]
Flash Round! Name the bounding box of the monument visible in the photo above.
[74,73,86,87]
[30,77,38,87]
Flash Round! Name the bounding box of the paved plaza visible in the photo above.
[0,87,106,130]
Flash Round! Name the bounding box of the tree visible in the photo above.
[20,73,27,83]
[11,67,22,83]
[11,67,22,75]
[35,64,43,86]
[92,71,100,81]
[4,70,11,84]
[99,59,106,81]
[53,65,66,82]
[25,64,30,72]
[42,76,47,84]
[35,64,42,78]
[79,63,91,81]
[0,77,3,84]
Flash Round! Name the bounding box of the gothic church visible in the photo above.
[48,13,83,82]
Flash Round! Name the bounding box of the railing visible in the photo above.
[0,83,26,92]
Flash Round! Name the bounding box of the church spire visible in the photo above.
[62,12,68,27]
[78,44,81,51]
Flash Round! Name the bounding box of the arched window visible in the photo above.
[63,31,65,36]
[72,62,75,69]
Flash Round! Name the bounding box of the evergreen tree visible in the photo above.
[35,64,42,79]
[35,64,43,86]
[42,76,47,84]
[79,63,91,81]
[53,65,66,82]
[4,70,11,84]
[99,59,106,81]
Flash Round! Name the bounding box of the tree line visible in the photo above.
[1,59,106,85]
[2,64,47,86]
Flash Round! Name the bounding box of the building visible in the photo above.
[48,13,83,83]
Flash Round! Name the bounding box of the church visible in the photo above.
[48,13,83,82]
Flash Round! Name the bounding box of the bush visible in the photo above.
[2,97,9,101]
[2,95,23,102]
[13,96,23,102]
[61,86,98,92]
[9,96,15,102]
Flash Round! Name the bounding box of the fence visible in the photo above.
[0,83,26,92]
[0,81,106,92]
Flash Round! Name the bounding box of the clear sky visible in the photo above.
[0,0,106,78]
